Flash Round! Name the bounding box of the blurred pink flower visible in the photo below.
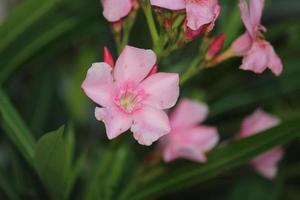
[232,0,283,76]
[238,109,284,179]
[101,0,133,22]
[82,45,179,145]
[160,99,219,162]
[150,0,221,32]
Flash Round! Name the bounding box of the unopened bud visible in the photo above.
[206,34,225,60]
[103,47,114,67]
[147,65,158,77]
[163,18,172,29]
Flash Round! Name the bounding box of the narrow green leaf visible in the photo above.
[0,87,35,165]
[0,0,61,54]
[119,117,300,200]
[228,172,283,200]
[0,17,80,83]
[0,169,20,200]
[34,126,66,200]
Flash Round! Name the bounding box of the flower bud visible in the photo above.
[103,47,114,67]
[206,34,225,60]
[147,65,158,77]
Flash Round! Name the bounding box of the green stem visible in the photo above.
[179,35,210,85]
[142,1,159,49]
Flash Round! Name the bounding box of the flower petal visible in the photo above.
[95,106,132,139]
[150,0,185,10]
[101,0,132,22]
[170,99,209,129]
[249,0,264,28]
[240,42,269,74]
[239,109,280,138]
[239,0,256,38]
[251,147,283,179]
[267,43,283,76]
[186,0,220,31]
[139,72,179,110]
[81,62,114,107]
[163,125,219,162]
[114,45,157,85]
[231,32,252,56]
[131,106,171,146]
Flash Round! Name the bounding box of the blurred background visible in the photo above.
[0,0,299,199]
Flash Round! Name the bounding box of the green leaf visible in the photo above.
[118,117,300,200]
[0,17,81,83]
[0,0,61,54]
[34,126,66,200]
[228,172,283,200]
[0,168,21,200]
[0,87,35,165]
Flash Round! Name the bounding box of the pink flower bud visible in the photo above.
[163,18,172,29]
[146,65,158,77]
[103,47,114,67]
[206,34,225,59]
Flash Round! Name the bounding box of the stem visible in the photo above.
[208,48,235,67]
[142,1,159,49]
[179,34,210,85]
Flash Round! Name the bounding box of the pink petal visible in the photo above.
[239,0,256,38]
[249,0,264,28]
[266,43,283,76]
[251,147,283,179]
[186,0,220,31]
[150,0,185,10]
[163,125,219,162]
[240,41,268,74]
[239,109,280,138]
[131,106,171,146]
[114,45,157,85]
[240,41,283,75]
[95,106,133,139]
[170,99,209,129]
[101,0,132,22]
[139,72,179,110]
[231,32,252,56]
[81,63,114,107]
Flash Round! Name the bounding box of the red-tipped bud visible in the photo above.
[103,47,114,67]
[163,18,172,29]
[147,65,158,77]
[132,0,139,10]
[206,34,225,60]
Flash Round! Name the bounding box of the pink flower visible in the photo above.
[237,109,284,179]
[160,99,219,162]
[150,0,221,32]
[82,45,179,146]
[232,0,283,76]
[101,0,133,22]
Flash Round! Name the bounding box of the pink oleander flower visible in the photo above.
[237,109,284,179]
[160,99,219,162]
[150,0,221,33]
[82,45,180,146]
[231,0,283,76]
[101,0,133,22]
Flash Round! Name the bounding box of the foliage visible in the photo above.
[0,0,300,199]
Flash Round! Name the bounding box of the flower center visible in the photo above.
[114,82,146,113]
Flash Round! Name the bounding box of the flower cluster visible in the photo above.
[82,0,284,179]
